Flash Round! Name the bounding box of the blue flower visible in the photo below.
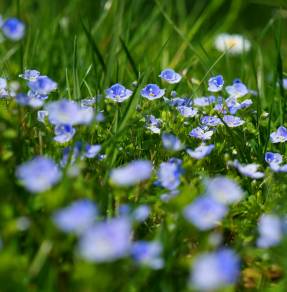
[1,17,25,40]
[184,196,227,230]
[0,77,8,98]
[132,241,164,269]
[105,83,133,103]
[141,84,165,100]
[240,99,253,109]
[16,92,46,108]
[53,199,97,234]
[270,126,287,143]
[190,249,240,290]
[19,69,40,81]
[189,127,214,140]
[145,115,162,134]
[257,214,282,248]
[193,97,213,107]
[226,80,248,98]
[132,205,150,222]
[16,156,61,193]
[53,124,76,144]
[159,68,182,84]
[78,217,131,262]
[232,160,264,179]
[186,144,214,160]
[157,159,182,190]
[110,160,152,186]
[177,106,198,118]
[84,144,102,158]
[265,152,287,172]
[37,110,48,123]
[205,176,244,205]
[162,133,184,151]
[28,76,57,95]
[200,116,222,127]
[223,115,245,127]
[169,97,191,107]
[208,75,224,92]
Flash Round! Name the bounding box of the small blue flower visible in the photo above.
[169,97,191,107]
[0,77,8,98]
[200,116,222,127]
[223,115,245,127]
[189,127,214,140]
[110,160,152,186]
[257,214,282,248]
[16,156,61,193]
[132,205,150,222]
[226,80,248,98]
[37,110,48,123]
[208,75,224,92]
[157,158,182,190]
[84,144,102,158]
[240,99,253,109]
[53,124,76,144]
[159,68,182,84]
[190,249,240,290]
[105,83,133,103]
[184,196,227,230]
[53,199,97,234]
[193,97,212,107]
[78,217,131,262]
[80,97,96,107]
[265,152,282,166]
[1,17,25,40]
[19,69,40,81]
[177,106,197,118]
[145,115,162,134]
[132,241,164,269]
[186,144,214,160]
[270,126,287,143]
[232,160,264,179]
[141,84,165,100]
[28,76,57,95]
[16,92,46,108]
[162,133,184,151]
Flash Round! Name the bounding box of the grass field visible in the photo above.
[1,0,287,291]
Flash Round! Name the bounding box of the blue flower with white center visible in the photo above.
[28,76,57,95]
[53,199,97,234]
[205,176,244,205]
[78,217,131,262]
[19,69,40,81]
[1,17,25,40]
[265,152,287,172]
[189,127,214,140]
[270,126,287,143]
[16,92,46,108]
[110,160,152,186]
[177,106,197,118]
[105,83,133,103]
[132,241,164,269]
[257,214,282,248]
[208,75,224,92]
[186,144,214,160]
[226,80,248,98]
[141,84,165,100]
[162,133,184,152]
[232,160,264,179]
[159,68,182,84]
[190,249,240,291]
[226,97,241,114]
[223,115,244,127]
[84,144,102,158]
[16,156,61,193]
[145,115,162,134]
[157,158,182,190]
[53,124,76,144]
[37,110,48,123]
[184,196,227,230]
[200,116,222,127]
[132,205,150,222]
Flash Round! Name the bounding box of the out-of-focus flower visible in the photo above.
[159,68,181,84]
[141,84,165,100]
[16,92,47,108]
[201,116,222,127]
[132,205,150,222]
[184,196,227,230]
[79,217,131,262]
[1,17,25,40]
[53,124,76,144]
[19,69,40,81]
[270,126,287,143]
[157,158,182,190]
[53,199,97,234]
[28,76,57,95]
[190,249,240,290]
[186,144,214,160]
[257,214,282,248]
[84,144,102,158]
[110,160,152,186]
[37,110,48,124]
[0,77,8,98]
[132,241,164,269]
[145,115,162,134]
[208,75,224,92]
[189,127,214,140]
[226,80,248,99]
[232,160,264,179]
[205,176,244,205]
[16,156,61,193]
[162,133,184,151]
[214,33,251,55]
[105,83,133,103]
[223,115,244,127]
